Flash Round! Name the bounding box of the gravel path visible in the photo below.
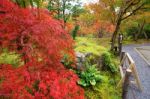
[123,44,150,99]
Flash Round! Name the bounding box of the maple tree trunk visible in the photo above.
[110,7,123,51]
[110,18,121,51]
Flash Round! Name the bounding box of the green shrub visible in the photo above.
[126,23,150,39]
[85,74,122,99]
[101,52,118,73]
[144,24,150,37]
[71,25,80,40]
[126,26,138,39]
[85,54,98,65]
[77,63,103,87]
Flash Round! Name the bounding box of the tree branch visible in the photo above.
[0,11,5,14]
[121,3,145,20]
[123,0,141,14]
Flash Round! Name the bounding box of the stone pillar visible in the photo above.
[118,33,123,55]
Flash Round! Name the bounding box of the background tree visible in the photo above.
[123,0,150,40]
[47,0,81,26]
[110,0,147,51]
[77,2,115,36]
[12,0,46,8]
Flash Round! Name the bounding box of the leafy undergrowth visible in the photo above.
[75,37,121,99]
[77,64,104,87]
[83,63,121,99]
[101,52,118,73]
[85,72,121,99]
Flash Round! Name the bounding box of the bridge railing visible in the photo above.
[117,52,143,91]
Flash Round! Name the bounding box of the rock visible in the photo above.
[75,52,86,70]
[75,52,94,70]
[76,52,87,62]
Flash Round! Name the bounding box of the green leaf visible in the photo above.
[90,79,96,86]
[77,79,86,87]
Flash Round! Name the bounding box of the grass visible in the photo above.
[123,39,150,45]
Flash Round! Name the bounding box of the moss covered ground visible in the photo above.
[75,37,108,56]
[75,37,122,99]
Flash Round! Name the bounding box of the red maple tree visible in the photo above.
[0,0,84,98]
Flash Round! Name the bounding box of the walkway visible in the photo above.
[123,44,150,99]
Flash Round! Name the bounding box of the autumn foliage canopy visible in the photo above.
[0,0,84,98]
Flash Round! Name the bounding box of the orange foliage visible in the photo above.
[94,21,115,33]
[78,20,115,36]
[65,22,74,33]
